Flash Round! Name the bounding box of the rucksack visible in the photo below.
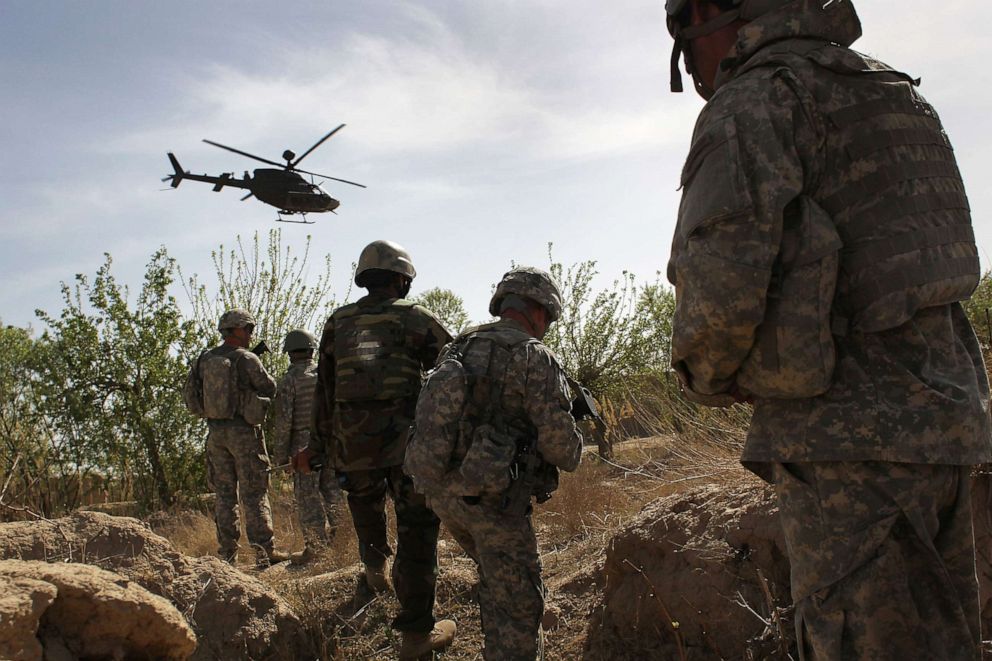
[183,349,243,420]
[404,331,523,496]
[182,355,206,418]
[405,344,467,491]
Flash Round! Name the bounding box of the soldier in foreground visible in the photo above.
[666,0,991,657]
[297,240,456,659]
[184,309,288,568]
[271,329,337,564]
[405,267,584,660]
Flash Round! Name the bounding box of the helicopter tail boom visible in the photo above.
[166,153,184,188]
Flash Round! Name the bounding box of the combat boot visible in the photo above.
[291,546,315,565]
[398,620,457,659]
[255,547,290,569]
[364,563,389,592]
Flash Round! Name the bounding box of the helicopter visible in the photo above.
[163,124,365,223]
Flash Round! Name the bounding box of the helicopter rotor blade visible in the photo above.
[202,140,285,168]
[290,124,345,169]
[293,168,367,188]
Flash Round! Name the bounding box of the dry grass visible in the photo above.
[149,429,750,660]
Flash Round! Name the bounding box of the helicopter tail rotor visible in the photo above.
[165,153,185,188]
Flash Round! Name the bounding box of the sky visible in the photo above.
[2,0,990,332]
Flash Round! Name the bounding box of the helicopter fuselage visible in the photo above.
[248,169,339,213]
[164,154,340,215]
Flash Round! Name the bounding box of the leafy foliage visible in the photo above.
[413,287,470,334]
[543,246,672,400]
[963,271,992,354]
[27,249,204,510]
[181,229,337,374]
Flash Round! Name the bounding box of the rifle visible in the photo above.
[568,378,602,423]
[251,340,270,357]
[500,378,599,514]
[263,453,324,473]
[499,440,543,515]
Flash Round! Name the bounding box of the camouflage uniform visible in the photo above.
[200,344,278,558]
[272,356,338,545]
[408,276,583,660]
[666,1,992,657]
[311,292,452,634]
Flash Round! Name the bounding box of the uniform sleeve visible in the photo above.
[241,352,277,397]
[271,375,294,464]
[411,305,454,370]
[524,344,583,472]
[310,317,336,454]
[667,73,819,402]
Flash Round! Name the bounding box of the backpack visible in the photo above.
[404,331,523,496]
[183,349,243,420]
[405,345,467,491]
[182,355,206,418]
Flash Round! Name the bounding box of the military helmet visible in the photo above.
[666,0,798,95]
[488,267,563,323]
[355,240,417,286]
[282,329,318,353]
[218,308,256,331]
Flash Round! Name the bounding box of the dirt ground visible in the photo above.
[150,435,746,660]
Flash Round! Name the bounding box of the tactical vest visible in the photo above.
[405,323,536,496]
[197,347,245,420]
[450,327,535,468]
[332,299,423,401]
[290,362,317,433]
[743,40,979,334]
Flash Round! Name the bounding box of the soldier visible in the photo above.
[185,309,288,568]
[405,267,584,660]
[665,1,991,658]
[271,329,338,564]
[296,240,456,659]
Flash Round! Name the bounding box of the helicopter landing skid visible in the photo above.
[276,211,314,224]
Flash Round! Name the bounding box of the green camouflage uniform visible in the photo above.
[272,357,338,545]
[311,293,452,634]
[668,1,992,658]
[416,318,583,660]
[200,344,278,557]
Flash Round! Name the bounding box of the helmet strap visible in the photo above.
[670,36,685,93]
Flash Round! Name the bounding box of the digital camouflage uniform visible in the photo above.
[199,344,278,558]
[311,292,452,634]
[667,1,992,658]
[406,266,583,661]
[272,356,338,545]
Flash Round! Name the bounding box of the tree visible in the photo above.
[182,229,337,375]
[413,287,470,334]
[543,247,666,400]
[963,271,992,354]
[33,249,204,508]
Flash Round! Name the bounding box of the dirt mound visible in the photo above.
[0,559,196,660]
[0,511,313,660]
[585,481,792,659]
[0,573,57,660]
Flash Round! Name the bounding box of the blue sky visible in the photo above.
[2,1,990,331]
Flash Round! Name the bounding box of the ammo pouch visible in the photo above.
[737,196,842,399]
[456,424,516,496]
[241,392,271,426]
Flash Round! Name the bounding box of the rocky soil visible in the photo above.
[2,443,990,660]
[0,511,312,660]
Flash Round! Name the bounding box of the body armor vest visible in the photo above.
[290,361,317,433]
[745,40,979,333]
[451,328,536,467]
[332,299,423,401]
